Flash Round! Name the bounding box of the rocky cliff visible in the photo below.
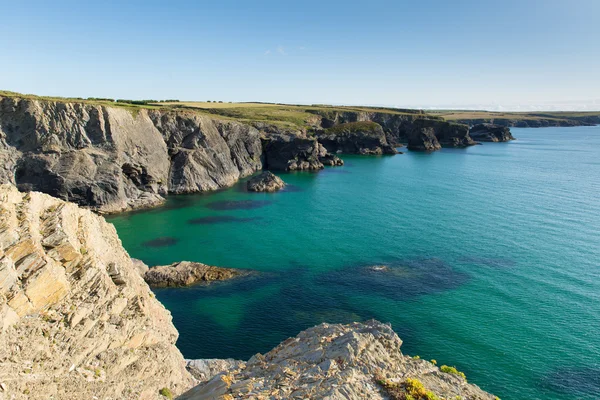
[178,320,495,400]
[0,95,515,213]
[0,184,193,399]
[0,96,263,213]
[469,124,515,142]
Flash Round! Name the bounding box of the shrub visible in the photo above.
[159,387,173,399]
[440,365,467,380]
[376,375,439,400]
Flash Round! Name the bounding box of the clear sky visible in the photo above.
[1,0,599,110]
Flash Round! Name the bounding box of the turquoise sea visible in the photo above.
[109,126,600,400]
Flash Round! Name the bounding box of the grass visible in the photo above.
[325,121,382,135]
[158,387,173,399]
[3,89,597,128]
[430,109,600,123]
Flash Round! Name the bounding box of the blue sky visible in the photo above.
[1,0,599,110]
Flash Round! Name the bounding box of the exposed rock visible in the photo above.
[261,134,324,171]
[317,121,398,155]
[186,359,245,383]
[143,261,245,288]
[0,96,262,213]
[317,143,344,166]
[246,171,285,192]
[406,124,442,151]
[469,123,515,142]
[0,184,193,399]
[178,320,495,400]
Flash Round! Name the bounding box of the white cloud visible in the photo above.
[264,50,271,55]
[276,45,287,55]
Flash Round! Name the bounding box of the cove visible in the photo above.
[108,126,600,400]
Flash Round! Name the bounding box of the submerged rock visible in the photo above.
[469,123,515,142]
[0,184,193,399]
[178,320,496,400]
[144,261,246,287]
[246,171,285,192]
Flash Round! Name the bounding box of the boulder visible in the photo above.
[246,171,285,192]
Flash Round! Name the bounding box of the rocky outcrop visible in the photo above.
[317,122,398,155]
[186,359,245,383]
[308,109,479,151]
[178,320,495,400]
[143,261,245,288]
[469,123,515,142]
[246,171,285,192]
[0,184,193,399]
[0,96,263,213]
[261,134,324,171]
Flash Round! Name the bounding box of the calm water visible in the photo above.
[109,126,600,400]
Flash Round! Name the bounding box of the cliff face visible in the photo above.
[0,96,263,213]
[179,320,495,400]
[470,123,515,142]
[0,184,193,399]
[316,121,398,155]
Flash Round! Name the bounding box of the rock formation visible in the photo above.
[261,134,324,171]
[0,94,516,213]
[0,184,193,399]
[178,320,495,400]
[143,261,245,288]
[316,121,398,155]
[469,123,515,142]
[246,171,285,192]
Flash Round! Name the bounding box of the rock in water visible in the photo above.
[178,320,496,400]
[0,184,193,399]
[469,123,515,142]
[144,261,245,287]
[246,171,285,192]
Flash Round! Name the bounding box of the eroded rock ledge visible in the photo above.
[0,184,193,399]
[144,261,247,288]
[178,320,496,400]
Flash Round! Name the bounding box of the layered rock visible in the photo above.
[469,123,515,142]
[143,261,245,288]
[0,184,193,399]
[0,96,263,213]
[178,320,495,400]
[317,121,398,155]
[186,359,245,383]
[246,171,285,192]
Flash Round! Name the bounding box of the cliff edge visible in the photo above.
[0,184,193,399]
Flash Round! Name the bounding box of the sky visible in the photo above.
[1,0,599,111]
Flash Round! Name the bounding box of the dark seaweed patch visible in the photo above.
[205,200,272,210]
[539,366,600,397]
[317,258,470,301]
[142,237,179,248]
[187,216,261,225]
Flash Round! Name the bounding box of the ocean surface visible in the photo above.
[109,126,600,400]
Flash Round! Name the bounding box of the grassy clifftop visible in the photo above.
[2,90,598,129]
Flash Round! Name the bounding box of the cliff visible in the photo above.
[0,184,193,399]
[179,320,495,400]
[0,95,514,213]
